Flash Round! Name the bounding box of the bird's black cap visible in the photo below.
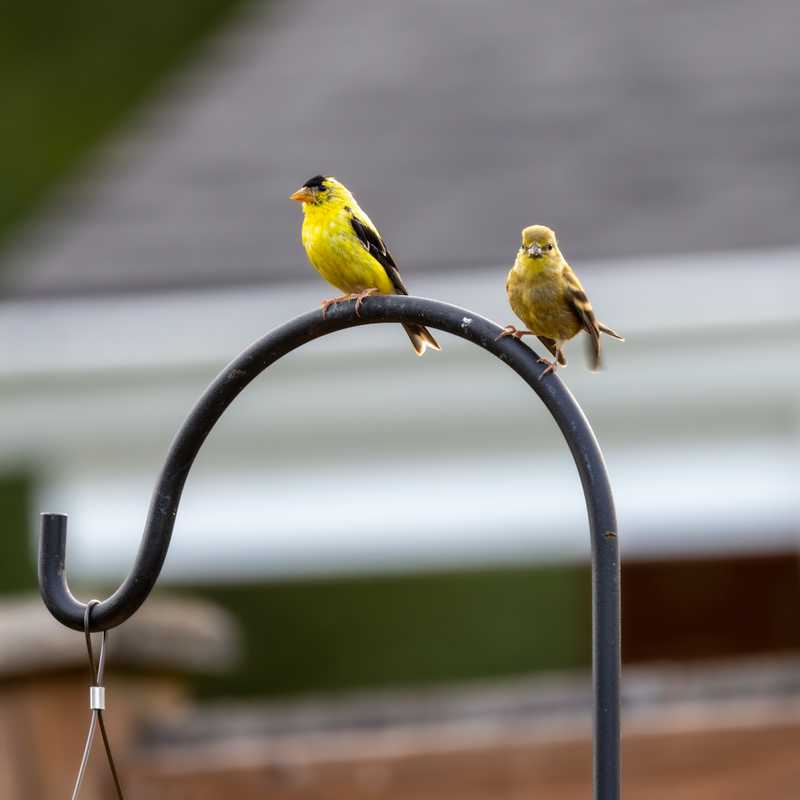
[303,174,326,189]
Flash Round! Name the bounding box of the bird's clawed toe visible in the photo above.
[495,325,518,341]
[537,356,559,378]
[321,294,353,319]
[353,287,379,317]
[320,297,344,319]
[496,325,535,341]
[320,289,379,319]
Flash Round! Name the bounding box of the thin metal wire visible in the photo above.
[70,600,125,800]
[70,713,97,800]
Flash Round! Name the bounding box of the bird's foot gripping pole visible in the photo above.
[320,287,379,319]
[537,356,559,377]
[495,324,535,341]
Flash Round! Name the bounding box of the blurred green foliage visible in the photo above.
[186,562,591,698]
[0,473,36,594]
[0,0,250,249]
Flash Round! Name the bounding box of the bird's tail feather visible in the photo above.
[586,322,624,372]
[598,322,625,341]
[586,331,602,372]
[403,324,441,356]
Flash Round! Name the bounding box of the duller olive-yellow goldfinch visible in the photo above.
[499,225,623,375]
[290,175,441,356]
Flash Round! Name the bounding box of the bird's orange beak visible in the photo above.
[289,186,314,203]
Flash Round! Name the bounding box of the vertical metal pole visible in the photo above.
[593,529,620,798]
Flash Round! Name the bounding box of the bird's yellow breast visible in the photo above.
[506,253,582,341]
[301,203,394,295]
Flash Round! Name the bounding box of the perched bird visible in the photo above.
[289,175,441,356]
[499,225,623,374]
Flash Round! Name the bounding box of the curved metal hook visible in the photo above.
[38,295,619,798]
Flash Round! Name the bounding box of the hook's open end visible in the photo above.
[41,512,68,556]
[39,513,86,631]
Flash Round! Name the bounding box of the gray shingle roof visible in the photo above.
[3,0,799,298]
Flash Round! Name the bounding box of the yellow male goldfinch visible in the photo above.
[499,225,623,374]
[289,175,441,356]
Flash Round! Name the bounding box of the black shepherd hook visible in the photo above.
[38,295,620,799]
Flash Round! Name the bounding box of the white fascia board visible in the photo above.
[2,247,800,380]
[35,436,800,583]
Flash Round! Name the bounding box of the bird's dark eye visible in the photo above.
[544,244,553,251]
